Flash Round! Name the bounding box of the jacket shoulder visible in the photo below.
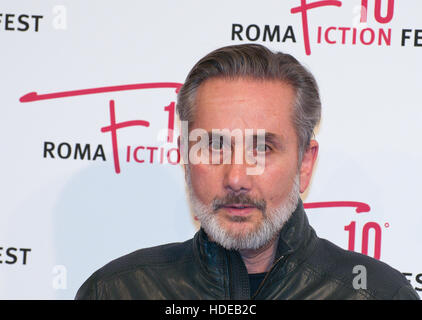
[304,238,419,300]
[101,238,194,271]
[75,238,194,299]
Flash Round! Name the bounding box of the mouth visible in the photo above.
[221,204,256,216]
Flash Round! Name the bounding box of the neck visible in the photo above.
[239,236,279,274]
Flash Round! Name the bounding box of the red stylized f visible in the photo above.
[101,100,150,174]
[291,0,342,55]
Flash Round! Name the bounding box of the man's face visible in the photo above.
[184,77,313,250]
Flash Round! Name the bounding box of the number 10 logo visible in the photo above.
[344,221,383,260]
[360,0,395,24]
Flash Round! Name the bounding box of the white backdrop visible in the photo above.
[1,0,421,299]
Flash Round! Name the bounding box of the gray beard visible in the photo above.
[185,167,300,251]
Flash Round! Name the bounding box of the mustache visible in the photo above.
[212,193,267,213]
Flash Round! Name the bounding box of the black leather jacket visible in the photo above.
[75,201,419,300]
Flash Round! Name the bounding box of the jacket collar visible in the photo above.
[276,199,312,258]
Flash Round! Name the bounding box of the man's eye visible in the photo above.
[210,138,224,150]
[256,144,271,152]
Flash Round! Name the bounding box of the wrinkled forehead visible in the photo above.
[190,77,297,140]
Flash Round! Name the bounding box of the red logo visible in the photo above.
[291,0,395,55]
[20,82,182,174]
[305,201,388,260]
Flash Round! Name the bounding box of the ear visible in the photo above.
[299,140,319,193]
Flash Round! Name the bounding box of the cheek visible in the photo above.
[189,165,222,202]
[258,159,298,203]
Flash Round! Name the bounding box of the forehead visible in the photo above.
[192,77,296,134]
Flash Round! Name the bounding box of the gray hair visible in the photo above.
[176,43,321,164]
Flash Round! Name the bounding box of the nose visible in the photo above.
[223,162,253,194]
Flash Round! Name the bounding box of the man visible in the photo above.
[76,44,419,300]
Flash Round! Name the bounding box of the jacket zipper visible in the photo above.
[226,250,251,300]
[226,251,234,299]
[250,254,285,300]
